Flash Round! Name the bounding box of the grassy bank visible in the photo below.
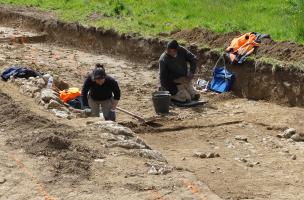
[0,0,303,43]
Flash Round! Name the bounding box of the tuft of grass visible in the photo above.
[257,56,304,72]
[0,0,303,43]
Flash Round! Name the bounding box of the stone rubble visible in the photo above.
[277,128,304,142]
[9,75,75,119]
[235,157,260,167]
[91,121,167,162]
[40,88,61,103]
[146,162,173,175]
[93,121,135,137]
[234,135,248,142]
[131,149,166,162]
[277,128,296,139]
[290,133,304,142]
[194,151,220,159]
[46,99,63,110]
[51,109,69,118]
[0,178,6,184]
[291,155,297,160]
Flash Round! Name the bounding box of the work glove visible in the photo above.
[83,107,92,116]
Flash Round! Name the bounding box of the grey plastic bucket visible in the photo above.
[152,91,171,114]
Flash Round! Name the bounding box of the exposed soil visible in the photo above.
[0,6,304,200]
[172,27,304,63]
[0,91,98,179]
[0,5,303,107]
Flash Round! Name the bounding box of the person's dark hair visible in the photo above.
[92,63,106,80]
[95,63,104,69]
[167,40,179,49]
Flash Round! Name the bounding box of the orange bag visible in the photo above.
[226,32,260,63]
[59,87,81,103]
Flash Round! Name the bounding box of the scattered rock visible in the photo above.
[51,109,69,118]
[253,161,260,165]
[0,58,5,66]
[147,163,173,175]
[148,166,158,175]
[278,128,297,139]
[194,152,206,158]
[133,149,166,162]
[282,148,289,153]
[0,178,6,184]
[20,83,40,97]
[283,82,291,88]
[134,136,151,149]
[36,78,46,89]
[108,140,146,149]
[41,88,60,103]
[158,166,173,175]
[246,163,254,168]
[234,135,248,142]
[291,155,297,160]
[92,121,134,137]
[291,133,304,142]
[206,152,215,158]
[94,159,105,163]
[46,99,63,109]
[194,151,220,159]
[235,157,247,163]
[227,143,235,149]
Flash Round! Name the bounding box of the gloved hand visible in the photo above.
[83,107,92,116]
[108,110,116,121]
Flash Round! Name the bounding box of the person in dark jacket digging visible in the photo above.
[159,40,200,102]
[81,64,121,121]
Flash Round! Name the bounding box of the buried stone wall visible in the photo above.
[0,7,303,107]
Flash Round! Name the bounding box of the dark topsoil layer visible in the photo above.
[172,28,304,63]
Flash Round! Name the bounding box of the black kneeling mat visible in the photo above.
[172,99,208,107]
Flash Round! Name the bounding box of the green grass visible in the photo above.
[0,0,303,43]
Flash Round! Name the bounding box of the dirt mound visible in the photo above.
[172,28,304,63]
[172,27,239,49]
[0,91,100,179]
[258,39,304,63]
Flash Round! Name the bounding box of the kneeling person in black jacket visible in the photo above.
[81,64,121,121]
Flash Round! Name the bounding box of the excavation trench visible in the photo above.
[0,6,303,107]
[1,6,304,200]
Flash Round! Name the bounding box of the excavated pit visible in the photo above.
[0,6,303,107]
[1,5,304,200]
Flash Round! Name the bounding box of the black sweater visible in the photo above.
[159,46,197,95]
[81,75,121,107]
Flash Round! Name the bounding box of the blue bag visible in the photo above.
[1,66,22,81]
[1,65,40,81]
[209,56,235,93]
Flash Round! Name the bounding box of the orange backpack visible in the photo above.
[226,32,260,63]
[59,87,81,103]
